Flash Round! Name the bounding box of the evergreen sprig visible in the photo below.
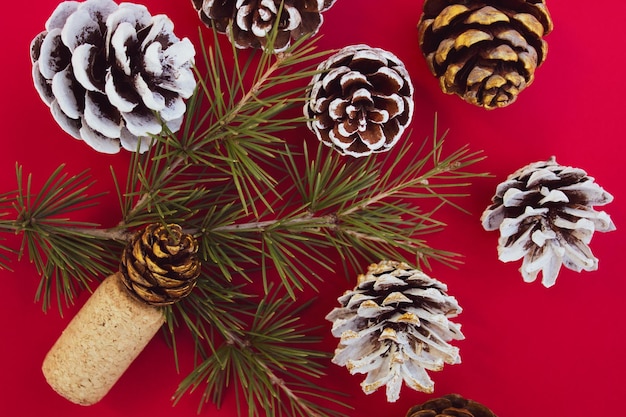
[173,291,347,417]
[0,164,122,311]
[0,20,488,417]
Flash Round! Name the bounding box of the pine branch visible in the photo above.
[0,164,121,311]
[193,131,487,292]
[173,292,348,417]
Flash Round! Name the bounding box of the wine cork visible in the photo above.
[42,272,165,405]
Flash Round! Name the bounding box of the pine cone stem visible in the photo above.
[42,272,165,405]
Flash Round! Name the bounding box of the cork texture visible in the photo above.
[42,272,165,405]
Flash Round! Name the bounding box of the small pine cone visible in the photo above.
[191,0,337,52]
[417,0,553,109]
[406,393,497,417]
[304,45,414,157]
[30,0,196,154]
[481,157,616,287]
[120,224,201,306]
[325,260,463,402]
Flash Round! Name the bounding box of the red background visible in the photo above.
[1,1,624,416]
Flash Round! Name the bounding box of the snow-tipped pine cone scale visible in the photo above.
[418,0,553,109]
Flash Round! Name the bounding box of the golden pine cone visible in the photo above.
[418,0,553,109]
[406,393,497,417]
[120,223,200,306]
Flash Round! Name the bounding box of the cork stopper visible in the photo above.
[42,272,165,405]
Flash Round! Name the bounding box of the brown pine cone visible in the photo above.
[417,0,553,109]
[406,394,497,417]
[120,224,201,306]
[304,45,414,157]
[191,0,337,52]
[30,0,196,153]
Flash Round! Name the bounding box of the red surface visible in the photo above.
[1,1,624,416]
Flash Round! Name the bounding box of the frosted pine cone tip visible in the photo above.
[191,0,337,52]
[326,260,463,402]
[481,157,616,287]
[30,0,196,154]
[305,45,414,157]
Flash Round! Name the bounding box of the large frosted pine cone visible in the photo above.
[30,0,196,154]
[325,260,463,402]
[417,0,553,109]
[406,394,497,417]
[191,0,337,52]
[481,157,616,288]
[304,45,414,157]
[120,224,201,306]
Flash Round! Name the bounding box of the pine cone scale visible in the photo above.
[433,5,468,31]
[466,6,509,25]
[54,68,83,119]
[514,12,546,37]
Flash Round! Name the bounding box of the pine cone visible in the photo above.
[304,45,414,157]
[417,0,553,109]
[406,393,497,417]
[191,0,337,52]
[481,157,616,287]
[120,224,201,306]
[30,0,196,154]
[325,260,463,402]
